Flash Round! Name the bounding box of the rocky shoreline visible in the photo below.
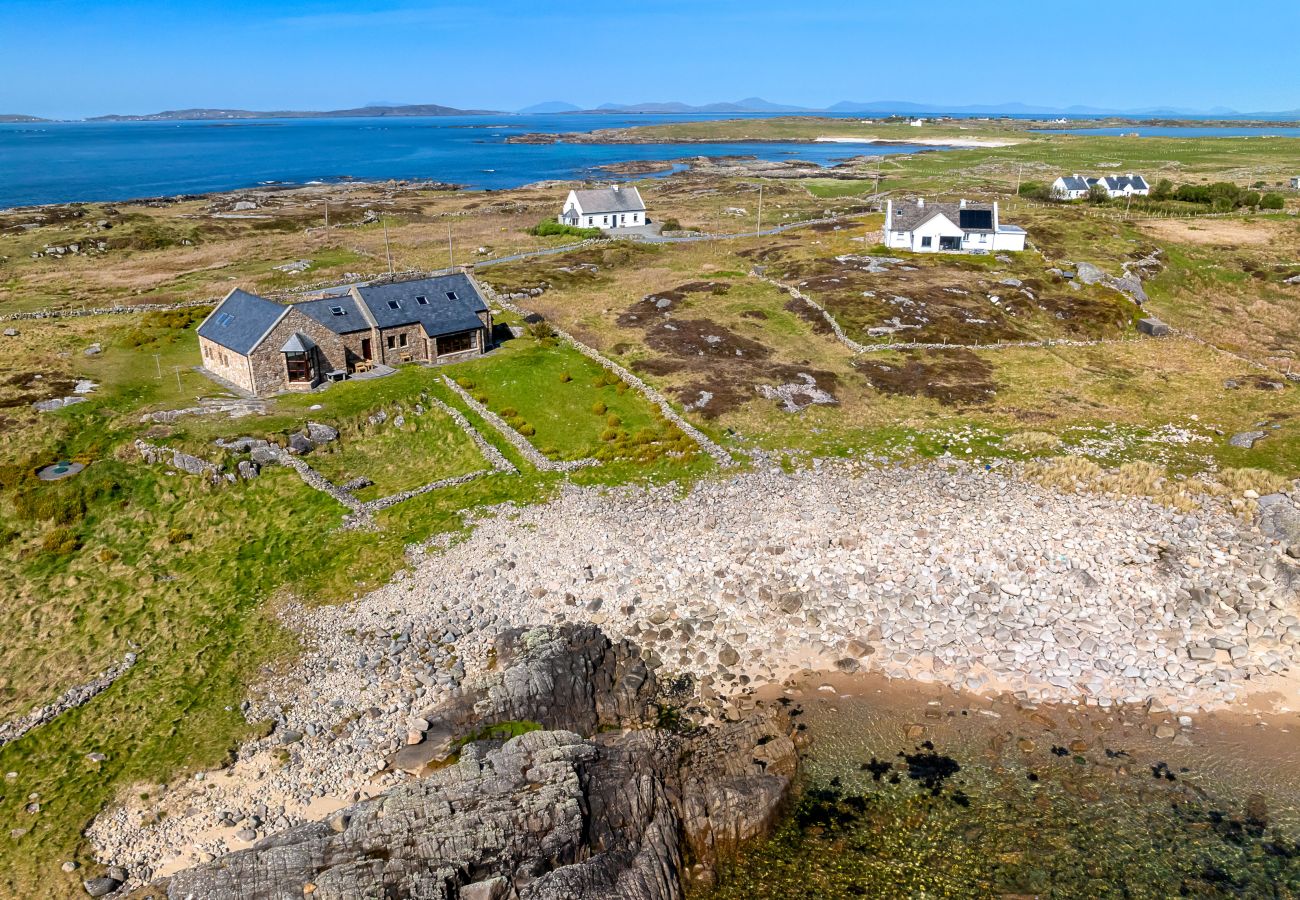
[86,460,1300,892]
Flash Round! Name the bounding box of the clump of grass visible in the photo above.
[606,414,622,428]
[558,372,572,383]
[1023,457,1288,514]
[591,401,607,416]
[1002,431,1061,453]
[40,526,80,555]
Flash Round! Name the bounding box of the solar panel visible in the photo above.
[958,209,993,230]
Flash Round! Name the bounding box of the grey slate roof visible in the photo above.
[294,295,371,334]
[1055,175,1090,191]
[889,200,996,234]
[197,289,287,354]
[571,185,645,215]
[1100,174,1148,191]
[354,272,488,338]
[281,332,317,353]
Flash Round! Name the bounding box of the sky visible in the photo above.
[2,0,1298,119]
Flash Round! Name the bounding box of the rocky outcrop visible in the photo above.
[156,626,798,900]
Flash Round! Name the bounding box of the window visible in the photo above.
[330,305,346,316]
[399,333,408,348]
[285,351,312,383]
[416,295,429,305]
[445,291,458,301]
[216,312,234,327]
[387,300,401,310]
[437,330,475,356]
[603,216,609,224]
[920,236,932,248]
[386,335,396,349]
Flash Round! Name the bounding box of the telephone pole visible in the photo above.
[755,183,763,237]
[383,218,394,273]
[324,200,329,228]
[447,223,455,268]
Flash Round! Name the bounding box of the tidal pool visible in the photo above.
[695,673,1300,898]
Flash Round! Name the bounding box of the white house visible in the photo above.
[1290,176,1300,189]
[1050,174,1092,201]
[1092,174,1149,198]
[883,198,1027,254]
[559,185,646,230]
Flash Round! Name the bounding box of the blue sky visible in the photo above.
[2,0,1297,118]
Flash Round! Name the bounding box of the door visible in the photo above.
[361,337,372,360]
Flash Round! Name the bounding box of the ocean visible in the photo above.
[1,113,914,209]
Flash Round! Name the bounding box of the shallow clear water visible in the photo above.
[0,113,920,208]
[1034,125,1300,137]
[697,675,1300,898]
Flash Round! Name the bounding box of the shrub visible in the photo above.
[606,414,622,428]
[41,526,80,555]
[591,401,607,416]
[600,427,619,442]
[558,371,572,383]
[1086,184,1111,204]
[1261,193,1285,210]
[526,320,557,343]
[518,424,535,437]
[1018,182,1053,201]
[660,217,682,231]
[500,407,518,418]
[1150,178,1174,201]
[167,528,191,544]
[455,376,475,389]
[475,393,489,404]
[528,219,603,239]
[96,547,119,563]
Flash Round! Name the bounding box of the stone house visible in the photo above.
[883,198,1027,253]
[559,185,646,230]
[197,272,493,396]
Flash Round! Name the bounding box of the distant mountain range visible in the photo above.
[6,98,1300,123]
[524,97,1300,117]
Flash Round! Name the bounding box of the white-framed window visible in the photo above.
[920,236,932,248]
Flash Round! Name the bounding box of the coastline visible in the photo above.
[87,458,1300,882]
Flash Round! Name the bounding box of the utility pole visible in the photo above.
[1014,164,1022,198]
[874,156,881,196]
[153,353,162,379]
[755,183,763,237]
[173,367,183,391]
[383,218,394,274]
[324,200,329,228]
[447,223,455,269]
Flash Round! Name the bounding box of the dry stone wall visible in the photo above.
[0,653,137,748]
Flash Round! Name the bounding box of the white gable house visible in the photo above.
[1051,174,1092,201]
[883,198,1026,254]
[559,185,646,230]
[1094,174,1149,198]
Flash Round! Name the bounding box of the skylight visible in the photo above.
[387,300,401,310]
[415,295,429,305]
[216,312,234,327]
[330,306,346,316]
[445,291,458,301]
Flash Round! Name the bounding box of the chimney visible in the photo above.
[959,198,967,208]
[916,198,925,208]
[992,201,1000,230]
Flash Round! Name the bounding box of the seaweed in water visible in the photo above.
[793,784,871,831]
[1151,761,1177,782]
[1050,745,1070,757]
[898,747,962,796]
[860,757,893,781]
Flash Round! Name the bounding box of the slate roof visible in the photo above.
[889,200,996,234]
[294,295,371,334]
[354,272,488,338]
[570,185,646,215]
[1055,175,1090,192]
[1099,174,1148,191]
[281,332,317,353]
[197,289,287,354]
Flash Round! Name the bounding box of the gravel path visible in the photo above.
[87,460,1300,884]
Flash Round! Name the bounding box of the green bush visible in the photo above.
[455,376,475,389]
[41,526,80,555]
[606,414,622,428]
[660,217,682,231]
[500,407,518,418]
[1261,193,1285,210]
[600,427,619,442]
[526,320,558,343]
[518,424,535,437]
[1018,182,1053,201]
[591,401,607,416]
[527,219,603,239]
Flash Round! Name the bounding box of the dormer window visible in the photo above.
[387,300,401,310]
[416,295,429,305]
[330,306,346,316]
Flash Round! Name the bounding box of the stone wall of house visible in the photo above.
[198,335,257,394]
[376,323,428,366]
[248,307,350,394]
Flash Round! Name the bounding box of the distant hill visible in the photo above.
[517,101,583,114]
[588,97,812,114]
[0,114,50,123]
[86,103,498,122]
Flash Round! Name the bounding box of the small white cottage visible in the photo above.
[559,185,646,230]
[1093,174,1149,198]
[883,198,1026,253]
[1050,174,1092,201]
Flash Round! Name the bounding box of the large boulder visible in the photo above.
[156,626,799,900]
[305,422,339,444]
[287,433,315,456]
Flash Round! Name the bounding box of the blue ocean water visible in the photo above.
[0,113,921,208]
